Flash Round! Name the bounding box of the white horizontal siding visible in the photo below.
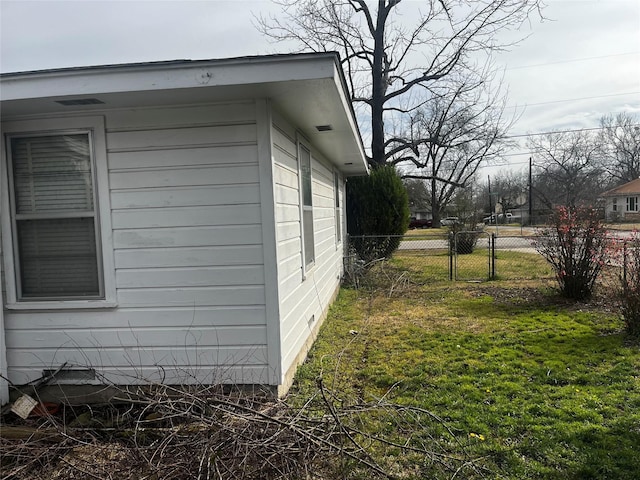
[4,101,271,386]
[114,225,263,249]
[108,124,256,151]
[111,184,260,209]
[116,265,264,288]
[5,306,265,329]
[115,245,264,268]
[109,144,258,170]
[110,165,259,189]
[7,345,268,384]
[280,247,341,369]
[112,204,262,229]
[115,286,265,308]
[271,112,343,385]
[7,325,267,349]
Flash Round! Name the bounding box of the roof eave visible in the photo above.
[0,53,368,176]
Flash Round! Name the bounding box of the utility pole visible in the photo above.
[488,175,492,223]
[528,157,533,226]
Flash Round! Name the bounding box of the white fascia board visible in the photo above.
[0,55,337,102]
[331,66,369,176]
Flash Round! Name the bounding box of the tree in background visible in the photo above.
[598,112,640,185]
[258,0,543,170]
[479,169,528,218]
[403,177,430,214]
[528,131,604,210]
[346,166,409,263]
[401,77,514,226]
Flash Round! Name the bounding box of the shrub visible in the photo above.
[533,205,609,300]
[619,233,640,336]
[448,220,482,255]
[346,165,409,264]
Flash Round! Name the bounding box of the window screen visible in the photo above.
[9,133,102,299]
[299,145,314,268]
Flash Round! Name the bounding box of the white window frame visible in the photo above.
[1,116,117,309]
[334,170,342,246]
[297,137,314,276]
[626,196,639,212]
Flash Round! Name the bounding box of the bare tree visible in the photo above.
[257,0,544,168]
[400,74,514,226]
[491,168,528,213]
[529,131,604,209]
[476,169,528,220]
[598,112,640,185]
[403,177,430,213]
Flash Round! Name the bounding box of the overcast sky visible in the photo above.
[1,0,639,171]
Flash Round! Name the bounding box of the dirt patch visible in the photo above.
[467,281,619,316]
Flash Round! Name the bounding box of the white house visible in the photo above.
[0,53,368,404]
[601,178,640,222]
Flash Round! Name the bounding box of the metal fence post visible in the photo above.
[448,232,454,281]
[491,233,496,280]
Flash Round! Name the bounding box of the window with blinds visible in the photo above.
[8,133,103,299]
[299,144,314,269]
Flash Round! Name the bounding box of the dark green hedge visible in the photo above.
[346,166,409,263]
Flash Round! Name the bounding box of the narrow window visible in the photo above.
[612,197,618,212]
[7,133,103,299]
[334,171,341,243]
[299,144,314,268]
[627,196,638,212]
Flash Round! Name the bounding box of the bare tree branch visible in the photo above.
[256,0,545,166]
[528,130,605,209]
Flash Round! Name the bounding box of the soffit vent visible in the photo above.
[316,124,333,132]
[55,98,105,106]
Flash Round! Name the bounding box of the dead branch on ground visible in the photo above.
[1,375,481,480]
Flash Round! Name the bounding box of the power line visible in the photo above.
[506,91,640,109]
[483,121,640,167]
[505,51,640,71]
[504,123,640,140]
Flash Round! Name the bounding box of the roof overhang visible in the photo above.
[0,53,368,176]
[600,178,640,197]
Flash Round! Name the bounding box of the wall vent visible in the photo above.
[55,98,105,106]
[315,125,333,132]
[42,368,96,382]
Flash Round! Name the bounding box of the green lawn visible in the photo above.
[289,252,640,479]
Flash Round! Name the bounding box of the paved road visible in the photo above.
[400,232,634,254]
[399,235,536,252]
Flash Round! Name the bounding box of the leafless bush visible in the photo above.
[617,234,640,337]
[343,254,417,299]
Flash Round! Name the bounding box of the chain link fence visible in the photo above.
[344,232,636,286]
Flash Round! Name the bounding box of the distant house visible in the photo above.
[0,53,368,404]
[601,178,640,222]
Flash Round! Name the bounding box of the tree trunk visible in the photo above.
[431,172,440,227]
[370,1,387,167]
